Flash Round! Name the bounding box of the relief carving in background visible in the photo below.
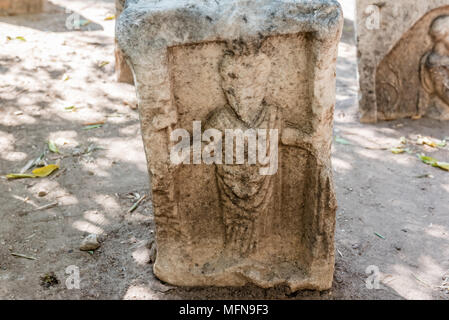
[376,7,449,121]
[419,15,449,120]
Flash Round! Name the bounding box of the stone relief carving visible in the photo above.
[204,43,279,260]
[159,36,339,289]
[375,6,449,121]
[419,15,449,120]
[198,41,337,280]
[116,0,342,291]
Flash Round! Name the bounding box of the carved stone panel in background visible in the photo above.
[0,0,43,15]
[418,15,449,120]
[376,9,449,121]
[117,0,342,291]
[356,0,449,122]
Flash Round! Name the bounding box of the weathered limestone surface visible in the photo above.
[356,0,449,122]
[117,0,342,291]
[0,0,43,15]
[115,0,134,84]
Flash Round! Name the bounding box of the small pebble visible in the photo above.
[80,234,101,251]
[38,191,47,197]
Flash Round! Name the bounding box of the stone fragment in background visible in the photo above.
[356,0,449,122]
[0,0,43,15]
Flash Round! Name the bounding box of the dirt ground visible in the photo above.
[0,0,448,300]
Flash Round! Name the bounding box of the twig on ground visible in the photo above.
[83,121,105,126]
[33,202,58,212]
[11,253,36,260]
[19,201,59,217]
[362,146,390,151]
[337,248,343,257]
[412,273,434,289]
[50,168,67,180]
[20,150,46,173]
[128,195,147,213]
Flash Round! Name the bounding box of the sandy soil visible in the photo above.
[0,0,448,300]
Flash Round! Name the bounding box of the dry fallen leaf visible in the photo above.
[32,164,60,177]
[98,61,109,68]
[83,121,105,126]
[48,141,59,153]
[417,136,438,148]
[418,154,437,165]
[124,101,137,110]
[82,124,103,130]
[6,36,26,42]
[418,155,449,172]
[6,173,37,180]
[335,136,351,145]
[65,105,77,112]
[436,162,449,171]
[391,148,405,154]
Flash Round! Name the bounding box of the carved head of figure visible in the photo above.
[219,44,271,126]
[430,15,449,54]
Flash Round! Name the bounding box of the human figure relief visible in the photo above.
[204,43,279,260]
[419,15,449,120]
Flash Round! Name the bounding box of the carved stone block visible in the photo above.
[117,0,342,291]
[114,0,133,84]
[356,0,449,122]
[0,0,43,15]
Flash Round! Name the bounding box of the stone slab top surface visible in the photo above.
[117,0,342,60]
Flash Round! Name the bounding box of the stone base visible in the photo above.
[0,0,43,15]
[154,248,334,291]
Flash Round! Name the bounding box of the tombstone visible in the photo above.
[117,0,342,291]
[114,0,133,84]
[356,0,449,122]
[0,0,43,15]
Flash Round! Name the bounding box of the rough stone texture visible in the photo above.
[115,0,134,84]
[117,0,342,291]
[0,0,43,15]
[356,0,449,122]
